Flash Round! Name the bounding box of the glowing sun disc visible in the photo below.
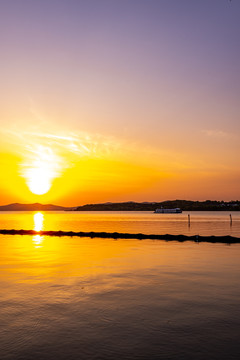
[27,168,52,195]
[21,144,61,195]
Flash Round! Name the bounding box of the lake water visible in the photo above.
[0,211,240,359]
[0,210,240,236]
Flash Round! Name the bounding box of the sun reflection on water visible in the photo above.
[34,212,44,231]
[33,212,44,247]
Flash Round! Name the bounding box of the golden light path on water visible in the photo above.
[33,212,44,247]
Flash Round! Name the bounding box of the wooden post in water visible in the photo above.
[188,214,190,226]
[230,214,232,226]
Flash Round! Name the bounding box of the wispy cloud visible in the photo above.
[2,127,122,159]
[202,130,236,140]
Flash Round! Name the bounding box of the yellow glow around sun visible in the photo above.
[21,145,61,195]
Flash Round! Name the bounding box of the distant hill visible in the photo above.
[0,203,73,211]
[75,200,240,211]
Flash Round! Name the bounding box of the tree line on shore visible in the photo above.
[75,200,240,211]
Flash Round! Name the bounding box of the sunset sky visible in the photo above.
[0,0,239,206]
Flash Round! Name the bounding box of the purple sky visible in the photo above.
[0,0,239,203]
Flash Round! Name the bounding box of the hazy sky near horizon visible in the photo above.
[0,0,239,205]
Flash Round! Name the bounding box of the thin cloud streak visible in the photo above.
[1,127,122,159]
[202,129,236,140]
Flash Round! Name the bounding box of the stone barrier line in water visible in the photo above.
[0,229,240,243]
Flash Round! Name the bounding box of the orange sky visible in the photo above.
[0,0,239,205]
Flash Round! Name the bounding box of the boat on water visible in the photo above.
[154,208,182,213]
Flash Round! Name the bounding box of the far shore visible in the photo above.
[0,200,239,212]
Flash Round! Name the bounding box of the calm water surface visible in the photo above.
[0,210,240,236]
[0,212,240,359]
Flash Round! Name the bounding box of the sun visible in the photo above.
[27,167,52,195]
[21,145,61,195]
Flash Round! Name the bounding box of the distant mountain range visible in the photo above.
[0,203,72,211]
[0,200,239,211]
